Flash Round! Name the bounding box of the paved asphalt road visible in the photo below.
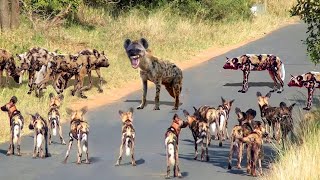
[0,23,316,180]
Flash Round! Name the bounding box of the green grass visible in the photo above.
[0,1,297,143]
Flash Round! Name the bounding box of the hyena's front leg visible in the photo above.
[137,78,148,110]
[239,69,250,93]
[304,83,315,110]
[153,79,162,110]
[268,70,279,93]
[172,80,182,110]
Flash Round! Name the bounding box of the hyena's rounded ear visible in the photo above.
[140,38,149,49]
[183,110,189,117]
[256,92,262,97]
[124,39,132,49]
[129,107,134,113]
[10,96,18,104]
[118,110,123,116]
[49,93,54,99]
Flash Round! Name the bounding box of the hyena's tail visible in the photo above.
[280,63,285,81]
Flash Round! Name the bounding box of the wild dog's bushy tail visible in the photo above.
[280,63,285,81]
[125,137,131,156]
[167,144,175,165]
[52,120,57,136]
[37,134,43,148]
[219,114,225,131]
[210,123,216,134]
[82,134,88,152]
[13,124,20,144]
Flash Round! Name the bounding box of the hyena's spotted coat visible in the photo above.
[0,49,20,85]
[223,54,285,93]
[124,38,183,110]
[288,71,320,110]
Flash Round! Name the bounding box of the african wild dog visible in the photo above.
[48,93,66,145]
[28,113,49,158]
[276,102,296,144]
[0,49,20,85]
[183,109,209,161]
[288,71,320,110]
[228,107,260,170]
[1,96,24,156]
[193,105,225,147]
[63,106,90,164]
[164,114,188,178]
[124,38,183,110]
[220,97,235,140]
[16,47,57,94]
[115,107,136,166]
[223,54,285,93]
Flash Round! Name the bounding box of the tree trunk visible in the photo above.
[10,0,19,28]
[0,0,10,31]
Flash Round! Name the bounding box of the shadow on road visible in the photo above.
[124,100,183,107]
[223,82,274,89]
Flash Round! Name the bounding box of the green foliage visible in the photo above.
[291,0,320,65]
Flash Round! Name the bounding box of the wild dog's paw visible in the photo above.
[237,165,242,169]
[62,159,67,164]
[165,175,171,179]
[76,161,81,165]
[219,142,223,147]
[61,141,66,145]
[153,106,160,110]
[177,173,182,178]
[137,104,145,109]
[172,107,178,110]
[85,160,90,164]
[6,152,12,156]
[27,91,32,95]
[303,107,311,111]
[228,164,232,169]
[71,90,76,96]
[132,161,136,166]
[98,89,103,93]
[206,156,209,162]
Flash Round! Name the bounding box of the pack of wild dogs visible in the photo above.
[0,37,314,178]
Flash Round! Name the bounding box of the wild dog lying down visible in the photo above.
[0,49,20,85]
[220,97,235,140]
[124,38,183,110]
[63,106,90,164]
[183,110,209,161]
[228,107,258,170]
[164,114,188,178]
[48,93,66,145]
[194,105,225,146]
[28,113,49,158]
[1,96,24,156]
[223,54,285,93]
[288,71,320,110]
[115,108,136,166]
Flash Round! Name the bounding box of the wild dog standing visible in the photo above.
[194,105,224,146]
[115,107,136,166]
[228,107,258,169]
[48,93,66,145]
[0,96,24,156]
[124,38,183,110]
[220,97,235,140]
[183,110,209,161]
[277,102,296,144]
[288,71,320,110]
[0,49,20,85]
[63,106,90,164]
[223,54,285,93]
[28,113,49,158]
[164,114,188,178]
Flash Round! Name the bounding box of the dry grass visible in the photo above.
[0,1,297,143]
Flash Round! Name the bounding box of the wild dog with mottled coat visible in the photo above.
[228,107,259,170]
[0,49,20,85]
[164,114,188,178]
[223,54,285,93]
[124,38,183,110]
[48,93,66,145]
[183,109,209,161]
[278,102,295,142]
[288,71,320,110]
[28,113,49,158]
[220,97,235,140]
[63,106,90,164]
[1,96,24,156]
[115,107,136,166]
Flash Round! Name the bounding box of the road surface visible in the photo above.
[0,23,314,180]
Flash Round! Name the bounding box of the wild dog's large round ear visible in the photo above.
[226,57,229,60]
[183,110,189,117]
[93,49,100,58]
[193,106,197,112]
[65,108,73,115]
[289,103,296,111]
[256,91,262,97]
[279,102,287,109]
[81,106,88,115]
[221,97,226,103]
[118,110,123,116]
[246,109,257,118]
[124,39,132,49]
[173,113,179,120]
[140,38,149,49]
[129,107,134,113]
[266,92,272,98]
[297,75,303,81]
[10,96,18,104]
[49,93,54,99]
[59,94,64,101]
[230,99,235,105]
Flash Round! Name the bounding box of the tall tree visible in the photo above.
[10,0,19,28]
[0,0,10,31]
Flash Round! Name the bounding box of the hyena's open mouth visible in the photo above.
[130,55,140,69]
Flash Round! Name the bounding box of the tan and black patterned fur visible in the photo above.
[0,49,20,86]
[48,93,66,145]
[220,97,235,140]
[223,54,285,93]
[115,107,136,166]
[124,38,183,110]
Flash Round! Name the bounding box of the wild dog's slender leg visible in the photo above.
[304,82,315,110]
[63,137,73,163]
[137,75,148,109]
[59,124,66,145]
[77,139,82,164]
[174,145,182,178]
[27,71,35,94]
[228,140,234,169]
[239,66,250,93]
[131,139,136,166]
[32,132,37,158]
[0,69,3,86]
[17,132,21,156]
[96,69,104,93]
[268,70,279,92]
[71,74,80,96]
[200,140,204,161]
[274,71,284,93]
[205,136,209,162]
[246,144,251,174]
[153,79,162,110]
[166,148,171,179]
[7,130,13,156]
[48,120,52,145]
[225,121,230,140]
[251,145,259,177]
[192,132,198,160]
[5,69,9,85]
[115,138,125,166]
[237,142,243,169]
[258,157,263,176]
[84,136,90,164]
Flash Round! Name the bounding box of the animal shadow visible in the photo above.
[223,82,274,89]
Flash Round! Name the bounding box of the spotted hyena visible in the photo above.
[223,54,285,93]
[124,38,183,110]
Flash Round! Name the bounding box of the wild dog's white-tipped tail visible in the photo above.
[167,144,175,165]
[13,125,20,144]
[219,115,225,131]
[37,134,43,148]
[196,138,203,144]
[210,123,216,134]
[281,63,285,81]
[52,120,57,136]
[125,138,131,156]
[82,134,88,152]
